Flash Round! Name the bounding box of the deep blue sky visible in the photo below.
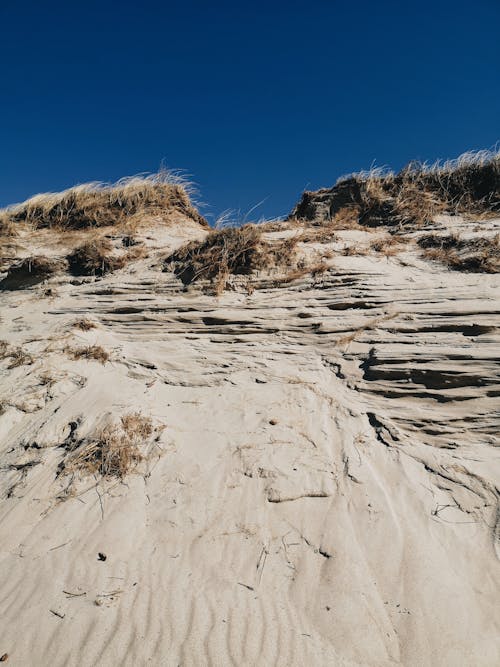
[1,0,499,222]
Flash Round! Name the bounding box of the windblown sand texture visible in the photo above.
[0,169,499,666]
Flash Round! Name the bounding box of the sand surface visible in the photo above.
[0,214,499,666]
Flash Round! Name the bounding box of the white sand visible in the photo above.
[0,214,499,666]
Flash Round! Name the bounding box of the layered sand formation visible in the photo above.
[0,162,499,666]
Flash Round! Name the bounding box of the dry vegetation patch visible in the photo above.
[66,239,127,276]
[276,261,329,285]
[59,413,157,479]
[417,232,500,273]
[0,172,207,231]
[73,318,97,331]
[66,345,109,364]
[290,150,500,228]
[165,225,300,293]
[0,341,34,368]
[0,256,66,290]
[370,235,406,257]
[66,237,148,277]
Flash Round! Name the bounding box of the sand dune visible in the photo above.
[0,204,499,666]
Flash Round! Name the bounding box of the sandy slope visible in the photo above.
[0,214,499,666]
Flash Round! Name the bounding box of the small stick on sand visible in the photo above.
[238,582,254,591]
[48,540,71,551]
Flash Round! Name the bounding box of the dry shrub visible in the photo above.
[0,172,207,231]
[67,345,109,364]
[370,235,405,257]
[392,182,447,226]
[165,225,299,293]
[67,239,126,276]
[332,205,362,229]
[38,371,57,387]
[67,238,148,276]
[418,232,500,273]
[0,341,34,369]
[8,348,34,368]
[61,413,154,479]
[0,255,66,290]
[289,149,500,228]
[124,244,148,261]
[73,318,97,331]
[0,215,17,237]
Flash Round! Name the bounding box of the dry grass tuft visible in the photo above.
[67,239,126,276]
[0,216,18,239]
[418,232,500,273]
[73,318,97,331]
[66,237,148,276]
[332,205,362,229]
[0,341,34,368]
[66,345,109,364]
[8,348,34,368]
[277,262,329,285]
[60,412,154,479]
[0,256,66,290]
[290,149,500,228]
[370,235,405,257]
[165,225,299,294]
[341,245,369,256]
[0,171,207,231]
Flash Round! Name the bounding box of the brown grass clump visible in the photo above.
[66,239,126,276]
[165,225,299,293]
[124,244,148,261]
[0,215,17,239]
[60,413,154,479]
[0,255,66,290]
[7,348,34,368]
[332,205,362,229]
[418,232,500,273]
[66,237,148,276]
[66,345,109,364]
[289,149,500,228]
[0,172,207,231]
[370,235,405,257]
[0,341,34,369]
[277,262,329,285]
[73,318,97,331]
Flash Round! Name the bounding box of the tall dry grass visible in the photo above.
[165,225,299,294]
[0,170,207,231]
[290,149,500,227]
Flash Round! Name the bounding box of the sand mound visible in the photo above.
[0,169,499,666]
[0,171,208,231]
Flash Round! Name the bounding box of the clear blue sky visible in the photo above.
[1,0,499,221]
